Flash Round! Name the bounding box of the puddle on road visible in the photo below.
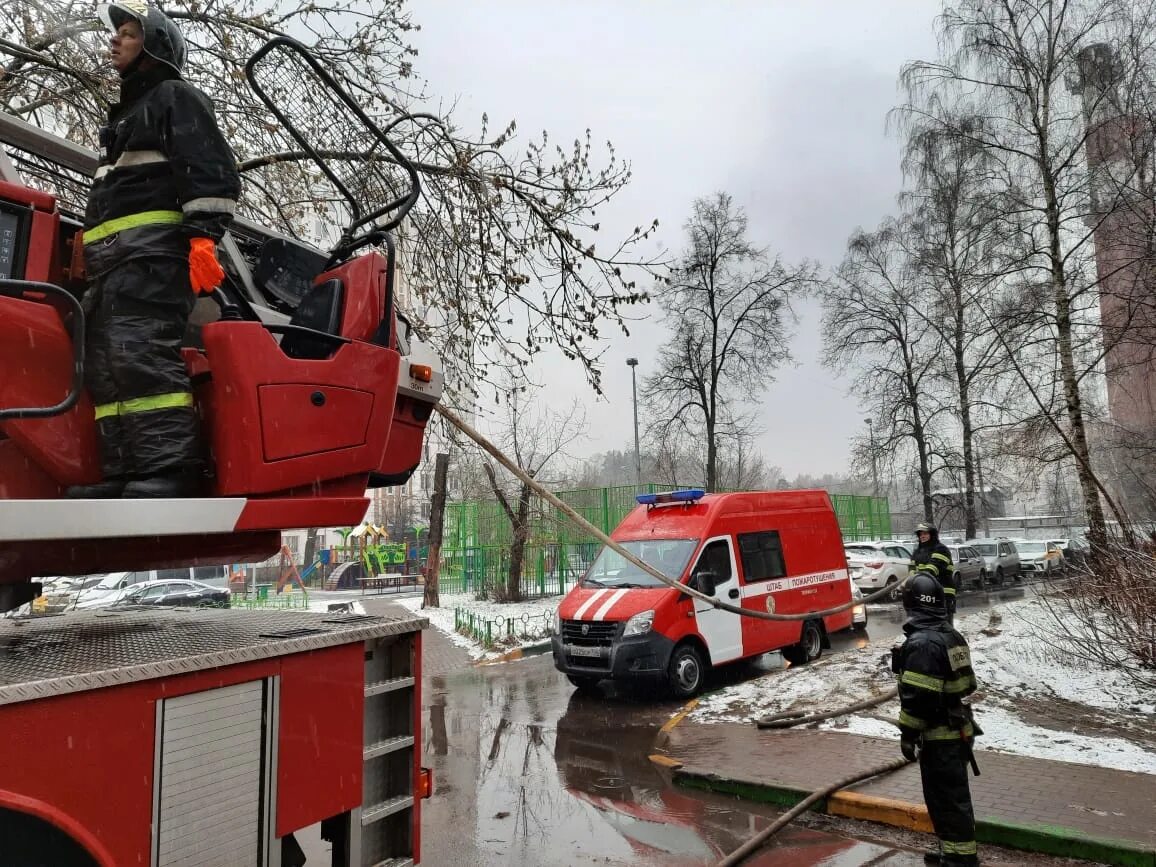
[420,656,923,867]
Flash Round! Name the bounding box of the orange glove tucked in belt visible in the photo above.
[189,237,225,295]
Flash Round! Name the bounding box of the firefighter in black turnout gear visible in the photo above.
[67,2,240,499]
[912,522,958,623]
[894,573,982,866]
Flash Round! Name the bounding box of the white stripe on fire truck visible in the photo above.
[573,588,609,620]
[739,568,849,599]
[591,589,629,621]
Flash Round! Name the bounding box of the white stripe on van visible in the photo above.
[574,588,609,620]
[739,568,848,599]
[592,589,629,621]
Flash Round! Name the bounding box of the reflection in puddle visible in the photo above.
[420,657,921,866]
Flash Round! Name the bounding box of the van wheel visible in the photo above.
[667,643,705,699]
[567,675,601,694]
[783,620,823,665]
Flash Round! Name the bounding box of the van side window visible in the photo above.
[693,540,733,583]
[738,531,787,582]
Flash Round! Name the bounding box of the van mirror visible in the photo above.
[690,570,718,596]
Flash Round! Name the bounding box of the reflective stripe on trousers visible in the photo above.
[83,209,183,245]
[94,392,194,420]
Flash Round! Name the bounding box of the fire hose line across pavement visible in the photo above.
[436,405,922,863]
[436,404,912,621]
[713,756,914,867]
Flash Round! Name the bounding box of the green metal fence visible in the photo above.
[832,494,892,541]
[438,486,891,597]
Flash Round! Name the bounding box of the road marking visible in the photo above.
[659,698,699,733]
[574,588,608,620]
[592,589,628,621]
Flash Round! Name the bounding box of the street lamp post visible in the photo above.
[626,358,642,489]
[865,418,879,498]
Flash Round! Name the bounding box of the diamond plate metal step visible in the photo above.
[364,676,414,697]
[363,735,414,761]
[361,795,412,826]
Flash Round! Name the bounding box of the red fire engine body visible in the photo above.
[0,38,437,865]
[552,490,853,697]
[0,607,428,866]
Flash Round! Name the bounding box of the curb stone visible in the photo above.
[478,638,553,665]
[673,768,1156,867]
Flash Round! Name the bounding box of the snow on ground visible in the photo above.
[690,597,1156,775]
[396,593,560,661]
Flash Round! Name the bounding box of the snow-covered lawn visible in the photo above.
[396,593,560,661]
[690,597,1156,775]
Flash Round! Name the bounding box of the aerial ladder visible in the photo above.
[0,38,438,865]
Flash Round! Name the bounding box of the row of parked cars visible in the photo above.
[37,567,231,613]
[845,536,1085,598]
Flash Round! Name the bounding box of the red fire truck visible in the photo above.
[552,489,853,698]
[0,38,436,864]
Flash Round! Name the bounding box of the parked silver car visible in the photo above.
[947,544,988,589]
[966,538,1020,585]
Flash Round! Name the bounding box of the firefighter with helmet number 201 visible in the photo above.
[912,521,958,623]
[67,1,240,500]
[893,572,982,866]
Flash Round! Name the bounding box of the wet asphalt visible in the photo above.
[416,580,1043,866]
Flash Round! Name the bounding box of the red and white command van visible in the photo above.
[551,489,853,697]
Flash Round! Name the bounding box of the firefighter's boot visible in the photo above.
[122,472,203,498]
[66,478,128,499]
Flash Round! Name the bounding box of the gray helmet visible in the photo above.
[99,2,187,75]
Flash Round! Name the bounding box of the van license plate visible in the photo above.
[567,644,603,658]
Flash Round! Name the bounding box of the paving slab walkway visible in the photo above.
[662,721,1156,867]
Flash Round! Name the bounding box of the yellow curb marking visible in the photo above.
[649,754,684,769]
[660,698,700,734]
[476,647,524,666]
[829,790,933,834]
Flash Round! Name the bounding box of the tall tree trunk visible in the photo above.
[1043,175,1108,546]
[422,452,449,609]
[507,482,533,602]
[953,306,977,539]
[705,418,717,492]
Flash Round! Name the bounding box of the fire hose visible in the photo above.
[714,756,913,867]
[435,404,911,620]
[757,687,898,729]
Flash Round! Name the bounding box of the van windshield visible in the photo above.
[583,539,699,589]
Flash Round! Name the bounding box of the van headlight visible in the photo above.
[623,610,655,637]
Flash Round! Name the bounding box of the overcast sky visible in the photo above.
[410,1,940,479]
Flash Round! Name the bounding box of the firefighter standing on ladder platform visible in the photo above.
[894,573,982,866]
[67,1,240,499]
[912,521,957,623]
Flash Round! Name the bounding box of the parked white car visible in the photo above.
[1016,540,1064,575]
[844,541,913,600]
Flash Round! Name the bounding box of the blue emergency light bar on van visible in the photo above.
[636,489,706,506]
